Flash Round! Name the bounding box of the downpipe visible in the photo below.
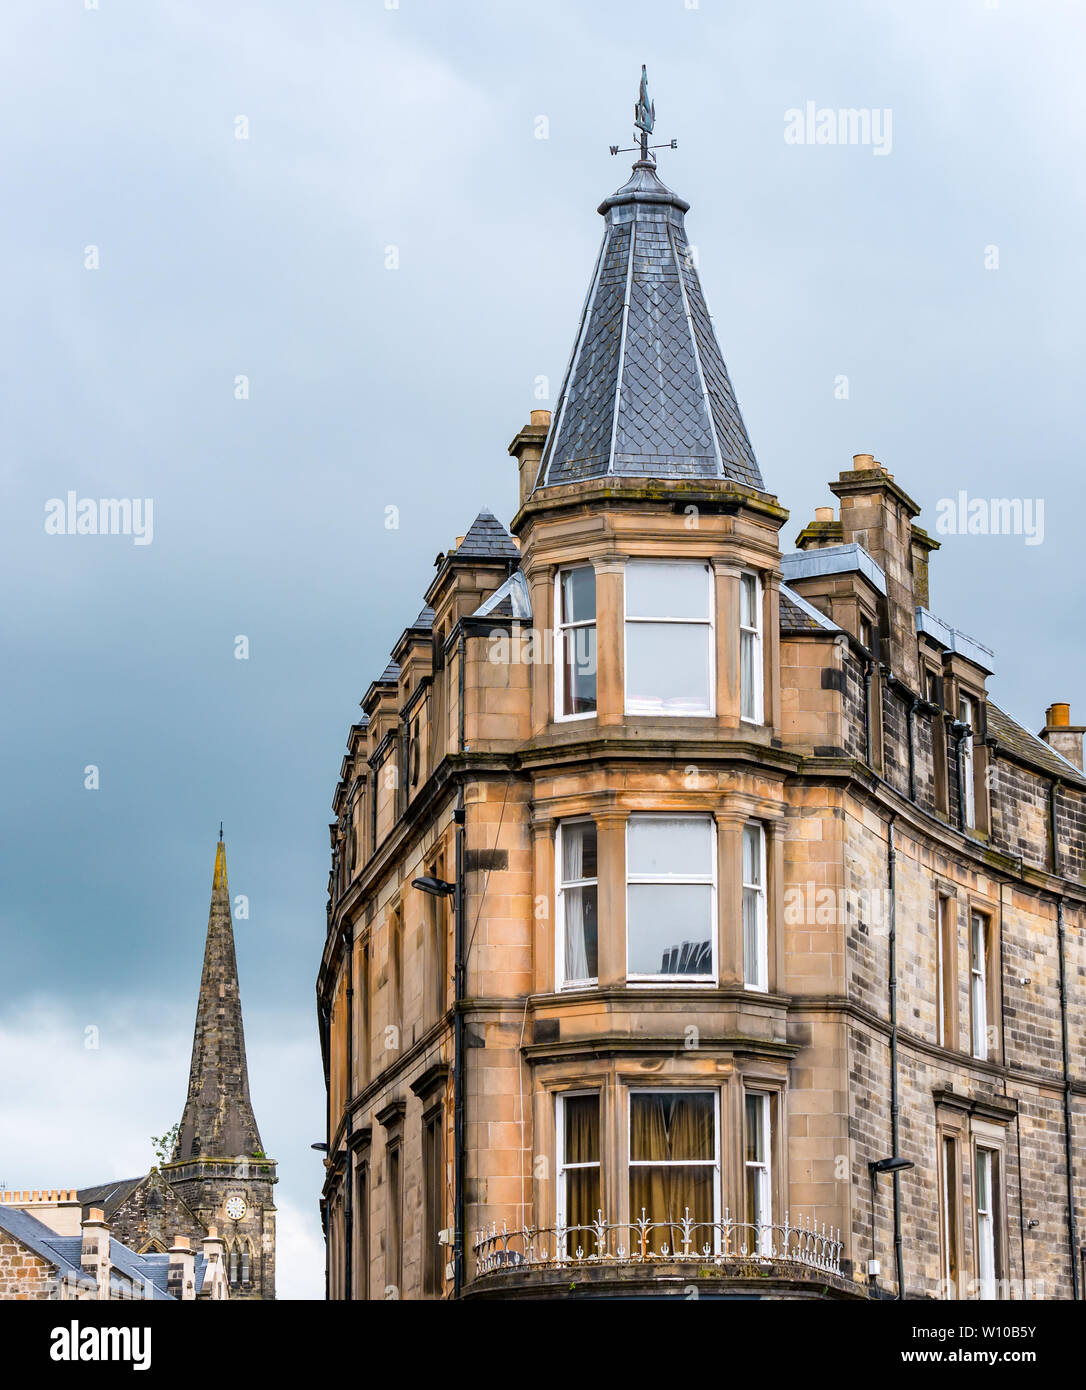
[887,816,906,1299]
[1056,897,1081,1299]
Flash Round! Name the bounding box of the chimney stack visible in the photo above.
[202,1225,228,1300]
[829,450,923,689]
[509,409,552,511]
[1040,703,1084,771]
[80,1208,111,1300]
[168,1236,197,1301]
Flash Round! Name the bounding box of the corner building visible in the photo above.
[319,123,1085,1301]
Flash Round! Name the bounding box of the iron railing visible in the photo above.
[472,1209,843,1278]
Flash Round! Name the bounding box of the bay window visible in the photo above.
[742,822,768,991]
[624,561,714,716]
[629,1090,718,1252]
[557,1092,601,1253]
[744,1092,772,1253]
[556,820,598,988]
[740,571,763,723]
[556,566,596,719]
[626,815,716,981]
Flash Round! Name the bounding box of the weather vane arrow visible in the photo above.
[610,65,677,159]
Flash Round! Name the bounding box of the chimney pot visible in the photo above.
[814,506,834,523]
[852,453,875,470]
[530,409,551,428]
[1040,702,1084,770]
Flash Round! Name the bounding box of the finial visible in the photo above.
[219,821,223,842]
[609,64,677,162]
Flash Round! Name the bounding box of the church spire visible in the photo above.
[174,835,263,1161]
[535,68,764,494]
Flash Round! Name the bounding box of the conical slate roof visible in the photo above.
[173,839,263,1161]
[455,509,520,560]
[536,157,763,491]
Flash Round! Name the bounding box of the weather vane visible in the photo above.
[610,65,678,161]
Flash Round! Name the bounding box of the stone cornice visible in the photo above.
[520,1032,799,1065]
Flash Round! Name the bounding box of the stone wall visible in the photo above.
[0,1235,54,1300]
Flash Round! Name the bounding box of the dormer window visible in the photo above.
[556,567,597,719]
[625,562,714,717]
[959,693,977,829]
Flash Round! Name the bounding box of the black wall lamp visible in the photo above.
[412,876,456,897]
[869,1156,915,1178]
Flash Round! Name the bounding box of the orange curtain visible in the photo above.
[629,1094,714,1254]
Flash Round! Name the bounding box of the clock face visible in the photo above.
[225,1197,247,1221]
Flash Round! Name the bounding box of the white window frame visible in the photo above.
[742,821,768,992]
[555,818,599,991]
[970,911,989,1061]
[744,1091,773,1254]
[623,560,715,718]
[740,570,764,725]
[975,1146,998,1299]
[627,1088,721,1247]
[554,566,597,723]
[959,693,976,828]
[625,814,717,984]
[555,1090,602,1234]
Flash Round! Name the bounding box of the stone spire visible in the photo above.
[535,72,763,493]
[173,837,263,1161]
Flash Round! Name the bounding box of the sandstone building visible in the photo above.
[6,837,279,1301]
[318,80,1084,1301]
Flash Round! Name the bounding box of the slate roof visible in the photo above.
[411,605,435,630]
[455,510,520,561]
[987,704,1086,785]
[138,1251,211,1297]
[780,584,840,634]
[77,1177,145,1220]
[0,1205,175,1299]
[536,158,764,493]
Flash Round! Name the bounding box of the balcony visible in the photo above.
[469,1210,855,1300]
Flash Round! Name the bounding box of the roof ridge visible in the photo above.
[988,701,1086,783]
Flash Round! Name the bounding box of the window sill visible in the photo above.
[624,709,716,719]
[626,977,718,988]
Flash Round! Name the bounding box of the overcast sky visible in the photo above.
[2,0,1083,1299]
